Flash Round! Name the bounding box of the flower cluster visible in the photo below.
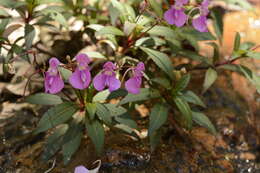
[164,0,210,32]
[44,54,145,95]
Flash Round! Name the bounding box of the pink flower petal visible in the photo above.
[44,73,64,94]
[192,15,208,32]
[69,68,91,89]
[107,75,121,92]
[93,74,106,91]
[125,77,142,94]
[164,8,175,25]
[174,9,187,27]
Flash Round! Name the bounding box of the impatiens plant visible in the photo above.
[1,0,260,166]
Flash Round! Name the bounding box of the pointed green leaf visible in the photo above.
[233,32,241,52]
[203,68,218,93]
[246,51,260,60]
[25,93,63,105]
[25,24,35,49]
[97,26,124,36]
[34,102,78,134]
[96,103,112,125]
[192,111,216,135]
[182,91,206,108]
[86,103,97,120]
[148,0,163,17]
[42,124,68,161]
[85,119,104,155]
[141,47,174,79]
[148,103,169,136]
[174,96,192,129]
[118,88,160,105]
[174,74,190,92]
[62,131,82,165]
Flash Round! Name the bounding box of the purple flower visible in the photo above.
[192,0,210,32]
[93,61,121,92]
[125,62,145,94]
[164,0,188,27]
[74,166,89,173]
[44,58,64,94]
[69,53,91,90]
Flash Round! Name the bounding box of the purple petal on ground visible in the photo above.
[74,166,89,173]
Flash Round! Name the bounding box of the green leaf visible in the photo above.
[203,68,218,93]
[97,26,125,36]
[42,124,68,161]
[25,93,63,105]
[149,130,161,151]
[239,65,260,94]
[115,114,138,129]
[211,8,224,42]
[233,32,241,52]
[208,42,220,63]
[151,77,171,89]
[62,125,82,165]
[174,96,192,129]
[49,12,68,28]
[148,103,168,136]
[192,111,216,135]
[118,88,160,105]
[148,0,163,17]
[174,74,190,93]
[59,67,72,81]
[86,24,104,31]
[85,119,104,155]
[246,51,260,60]
[114,124,135,134]
[86,103,97,120]
[123,21,136,36]
[24,24,35,49]
[141,47,174,79]
[182,91,206,108]
[96,103,112,125]
[93,90,110,102]
[178,50,212,65]
[86,52,106,59]
[146,25,176,38]
[104,104,127,117]
[34,102,78,134]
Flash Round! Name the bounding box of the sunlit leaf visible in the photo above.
[97,26,125,36]
[86,103,97,120]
